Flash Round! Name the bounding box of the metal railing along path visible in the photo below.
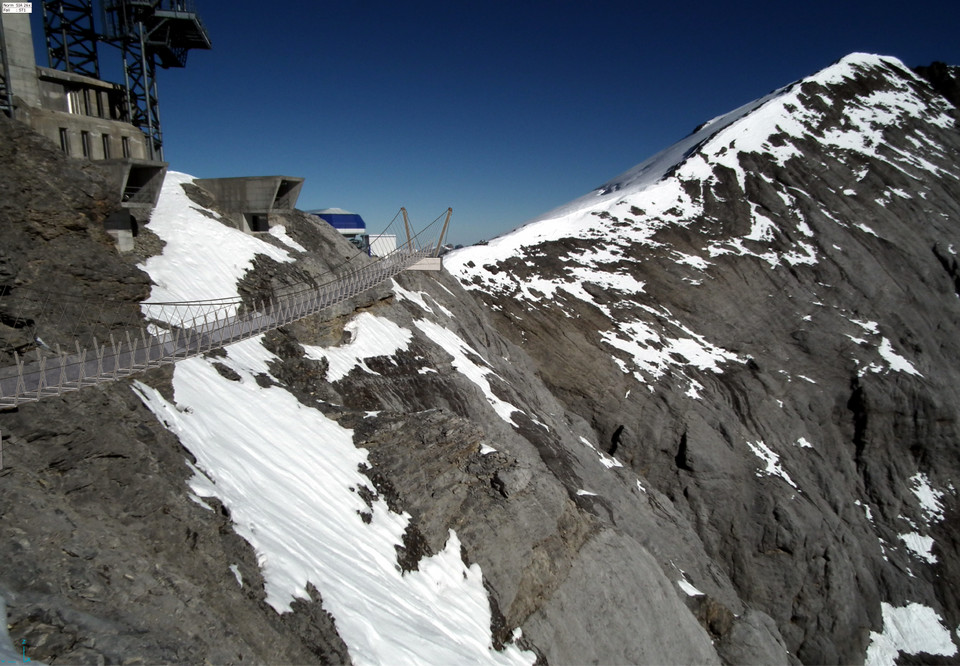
[0,248,432,407]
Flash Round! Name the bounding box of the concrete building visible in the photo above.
[1,13,154,160]
[307,208,371,251]
[1,11,167,251]
[194,176,304,232]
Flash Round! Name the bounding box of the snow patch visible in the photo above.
[303,313,413,382]
[899,532,936,564]
[268,225,307,253]
[578,436,623,469]
[746,440,798,489]
[865,602,956,665]
[393,280,454,318]
[413,319,521,425]
[140,172,293,322]
[133,343,533,666]
[910,472,945,523]
[877,338,922,376]
[678,579,704,597]
[600,308,741,390]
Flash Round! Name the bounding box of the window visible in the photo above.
[102,134,111,159]
[59,128,70,154]
[121,136,130,158]
[80,131,91,158]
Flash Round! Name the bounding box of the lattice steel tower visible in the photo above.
[43,0,101,77]
[41,0,211,159]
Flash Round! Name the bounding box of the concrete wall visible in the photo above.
[0,13,41,108]
[369,234,397,257]
[2,11,164,253]
[17,102,150,160]
[1,13,150,160]
[37,67,123,117]
[193,176,304,232]
[98,160,168,251]
[194,176,304,212]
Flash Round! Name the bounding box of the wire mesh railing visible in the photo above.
[0,246,432,407]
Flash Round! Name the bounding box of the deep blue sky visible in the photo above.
[29,1,960,245]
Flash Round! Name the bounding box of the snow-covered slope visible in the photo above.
[132,175,535,666]
[449,53,960,664]
[450,53,954,274]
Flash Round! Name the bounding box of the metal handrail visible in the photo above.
[0,247,432,407]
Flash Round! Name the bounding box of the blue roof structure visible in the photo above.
[308,208,366,234]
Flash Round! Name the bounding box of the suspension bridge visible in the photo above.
[0,209,451,408]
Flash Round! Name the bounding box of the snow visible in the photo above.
[140,172,293,321]
[877,338,922,376]
[746,440,798,489]
[795,437,813,449]
[910,472,945,522]
[446,59,949,401]
[844,318,923,377]
[678,579,705,597]
[229,564,244,587]
[599,307,742,390]
[896,473,946,564]
[268,225,307,253]
[578,436,623,469]
[302,313,413,382]
[450,54,955,307]
[898,532,936,564]
[865,602,957,665]
[134,171,532,665]
[133,344,533,666]
[392,280,455,318]
[450,90,780,263]
[849,318,880,334]
[413,319,522,425]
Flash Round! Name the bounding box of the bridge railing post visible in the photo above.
[33,353,46,402]
[75,341,87,387]
[56,345,67,393]
[109,334,120,381]
[13,352,26,403]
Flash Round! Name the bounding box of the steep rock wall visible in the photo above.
[449,54,960,664]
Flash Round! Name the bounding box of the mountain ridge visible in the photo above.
[448,51,960,664]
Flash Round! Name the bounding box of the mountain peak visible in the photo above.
[449,52,956,277]
[447,49,960,664]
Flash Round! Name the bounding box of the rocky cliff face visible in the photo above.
[1,52,958,666]
[448,53,960,664]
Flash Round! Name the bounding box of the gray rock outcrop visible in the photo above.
[448,53,960,664]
